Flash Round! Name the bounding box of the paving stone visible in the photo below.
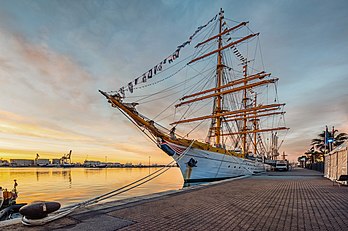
[54,214,133,231]
[108,169,348,231]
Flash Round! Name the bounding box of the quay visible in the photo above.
[2,168,348,230]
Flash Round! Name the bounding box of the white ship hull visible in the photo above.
[160,141,266,183]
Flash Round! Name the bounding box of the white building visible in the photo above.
[83,160,101,167]
[10,159,34,167]
[109,162,122,167]
[52,159,60,165]
[324,140,348,183]
[0,159,9,166]
[36,159,50,166]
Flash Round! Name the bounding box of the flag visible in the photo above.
[161,141,187,156]
[324,125,329,146]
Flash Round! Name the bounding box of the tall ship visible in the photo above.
[100,9,289,183]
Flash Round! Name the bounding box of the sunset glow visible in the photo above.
[0,0,347,163]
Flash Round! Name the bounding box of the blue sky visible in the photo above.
[0,0,347,163]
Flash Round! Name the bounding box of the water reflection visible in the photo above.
[35,170,49,182]
[0,167,183,206]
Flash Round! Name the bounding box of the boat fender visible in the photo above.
[19,201,61,220]
[187,158,197,167]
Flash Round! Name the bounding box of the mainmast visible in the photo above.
[215,8,224,147]
[252,93,259,155]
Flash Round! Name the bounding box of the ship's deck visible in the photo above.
[3,168,348,231]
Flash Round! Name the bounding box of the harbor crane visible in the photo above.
[34,153,40,165]
[60,150,72,165]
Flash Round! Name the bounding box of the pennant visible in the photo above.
[157,62,163,71]
[177,44,185,49]
[173,50,180,60]
[119,87,125,97]
[118,13,218,96]
[142,73,147,83]
[134,77,140,85]
[128,82,134,93]
[147,69,153,79]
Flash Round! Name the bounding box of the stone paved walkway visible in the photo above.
[3,168,348,230]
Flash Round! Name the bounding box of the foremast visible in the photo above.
[215,8,224,147]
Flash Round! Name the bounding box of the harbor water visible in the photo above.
[0,167,183,206]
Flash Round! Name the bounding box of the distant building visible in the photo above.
[52,159,60,165]
[0,159,9,166]
[124,163,133,167]
[83,160,101,167]
[109,162,122,167]
[36,159,50,166]
[10,159,34,167]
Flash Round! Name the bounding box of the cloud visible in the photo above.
[0,0,347,164]
[0,116,92,142]
[1,30,94,99]
[0,26,108,131]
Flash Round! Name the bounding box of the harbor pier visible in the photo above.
[2,168,348,230]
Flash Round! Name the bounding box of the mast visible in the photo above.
[253,94,259,155]
[215,8,224,146]
[242,64,248,156]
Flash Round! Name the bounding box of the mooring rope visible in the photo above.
[21,140,195,226]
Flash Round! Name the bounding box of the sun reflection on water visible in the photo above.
[0,167,183,206]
